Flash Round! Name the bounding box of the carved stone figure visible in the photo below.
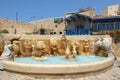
[65,47,71,59]
[1,41,14,61]
[61,34,67,49]
[83,40,90,56]
[64,40,78,60]
[59,34,67,55]
[13,41,20,57]
[22,40,32,57]
[72,44,77,58]
[33,41,47,60]
[71,40,79,55]
[94,37,112,56]
[50,38,59,55]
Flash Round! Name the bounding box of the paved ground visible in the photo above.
[0,60,120,80]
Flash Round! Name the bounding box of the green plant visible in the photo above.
[25,33,32,35]
[0,29,9,33]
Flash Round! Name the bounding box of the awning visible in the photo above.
[65,13,92,22]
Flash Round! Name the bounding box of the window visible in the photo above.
[11,25,14,28]
[111,22,114,30]
[98,23,101,30]
[119,22,120,29]
[106,23,109,30]
[109,23,112,30]
[102,23,105,30]
[50,32,53,35]
[96,24,98,31]
[92,23,97,31]
[105,23,109,30]
[92,24,95,31]
[54,32,56,34]
[114,22,118,30]
[59,32,62,34]
[55,25,57,28]
[40,29,45,35]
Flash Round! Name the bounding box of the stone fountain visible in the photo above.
[0,35,115,76]
[0,35,112,60]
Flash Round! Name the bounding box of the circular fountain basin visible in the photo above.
[3,54,115,74]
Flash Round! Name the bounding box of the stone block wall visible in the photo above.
[0,18,65,35]
[30,18,65,35]
[0,18,34,34]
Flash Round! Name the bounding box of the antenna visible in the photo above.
[16,12,18,21]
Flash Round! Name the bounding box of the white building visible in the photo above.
[103,4,120,16]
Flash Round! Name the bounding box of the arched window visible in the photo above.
[40,28,45,35]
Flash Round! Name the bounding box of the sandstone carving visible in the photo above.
[1,41,14,61]
[94,37,112,56]
[13,41,20,57]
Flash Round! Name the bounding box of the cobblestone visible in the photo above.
[0,60,120,80]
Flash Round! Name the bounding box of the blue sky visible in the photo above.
[0,0,120,22]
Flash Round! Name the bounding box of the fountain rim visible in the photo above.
[2,53,115,74]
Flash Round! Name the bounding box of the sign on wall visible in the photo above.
[54,18,63,23]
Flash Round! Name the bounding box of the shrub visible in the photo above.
[0,29,9,33]
[25,33,32,35]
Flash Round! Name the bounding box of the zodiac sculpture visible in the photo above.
[61,34,67,49]
[33,41,47,60]
[22,40,32,57]
[65,47,71,59]
[65,40,78,60]
[94,37,112,56]
[72,44,77,58]
[59,34,67,55]
[50,38,59,55]
[1,41,14,61]
[83,40,90,56]
[13,41,20,57]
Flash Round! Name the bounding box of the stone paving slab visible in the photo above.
[0,60,120,80]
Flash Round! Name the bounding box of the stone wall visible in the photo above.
[79,10,96,18]
[0,18,65,35]
[30,18,65,35]
[0,18,34,34]
[103,4,120,16]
